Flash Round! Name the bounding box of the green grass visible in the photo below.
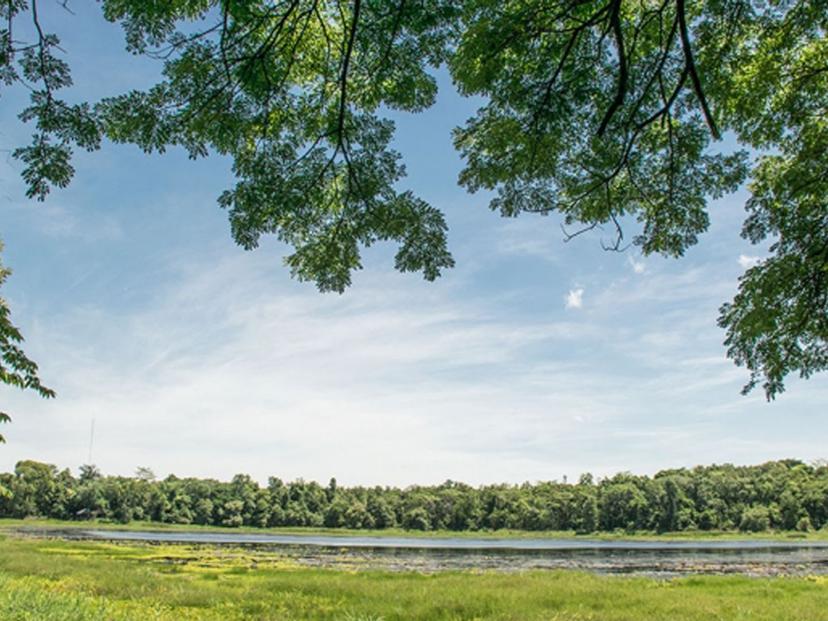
[0,529,827,620]
[4,517,827,542]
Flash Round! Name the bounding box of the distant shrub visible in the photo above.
[796,516,813,532]
[697,509,719,531]
[221,500,244,528]
[739,507,770,532]
[402,507,430,531]
[675,508,697,531]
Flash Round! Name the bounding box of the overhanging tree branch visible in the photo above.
[676,0,720,139]
[597,0,628,137]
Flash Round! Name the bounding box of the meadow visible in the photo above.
[1,523,827,620]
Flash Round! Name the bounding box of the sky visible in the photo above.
[0,4,826,486]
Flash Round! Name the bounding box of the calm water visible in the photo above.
[75,529,827,550]
[42,528,828,576]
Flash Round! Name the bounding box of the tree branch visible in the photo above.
[676,0,720,139]
[597,0,627,136]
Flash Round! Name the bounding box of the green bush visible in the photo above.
[796,516,813,532]
[739,507,771,532]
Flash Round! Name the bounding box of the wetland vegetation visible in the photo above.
[13,524,828,577]
[2,529,828,620]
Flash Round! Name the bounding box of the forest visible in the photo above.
[1,459,826,534]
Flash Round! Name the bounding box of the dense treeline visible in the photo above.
[1,460,827,534]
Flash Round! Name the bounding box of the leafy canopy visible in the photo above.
[0,0,826,400]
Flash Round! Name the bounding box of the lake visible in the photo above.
[38,528,828,576]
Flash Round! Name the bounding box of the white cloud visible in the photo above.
[738,254,761,269]
[628,256,646,274]
[565,288,584,309]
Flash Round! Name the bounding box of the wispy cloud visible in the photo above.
[565,288,584,309]
[3,243,826,485]
[0,161,123,243]
[628,256,646,274]
[490,218,566,265]
[0,249,613,483]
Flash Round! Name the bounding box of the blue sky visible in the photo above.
[0,4,825,485]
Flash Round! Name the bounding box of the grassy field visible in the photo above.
[4,517,828,542]
[1,527,828,620]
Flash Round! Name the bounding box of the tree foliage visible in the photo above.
[98,0,458,292]
[0,244,54,443]
[0,0,825,398]
[1,458,827,534]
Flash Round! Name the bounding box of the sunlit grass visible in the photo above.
[1,531,827,620]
